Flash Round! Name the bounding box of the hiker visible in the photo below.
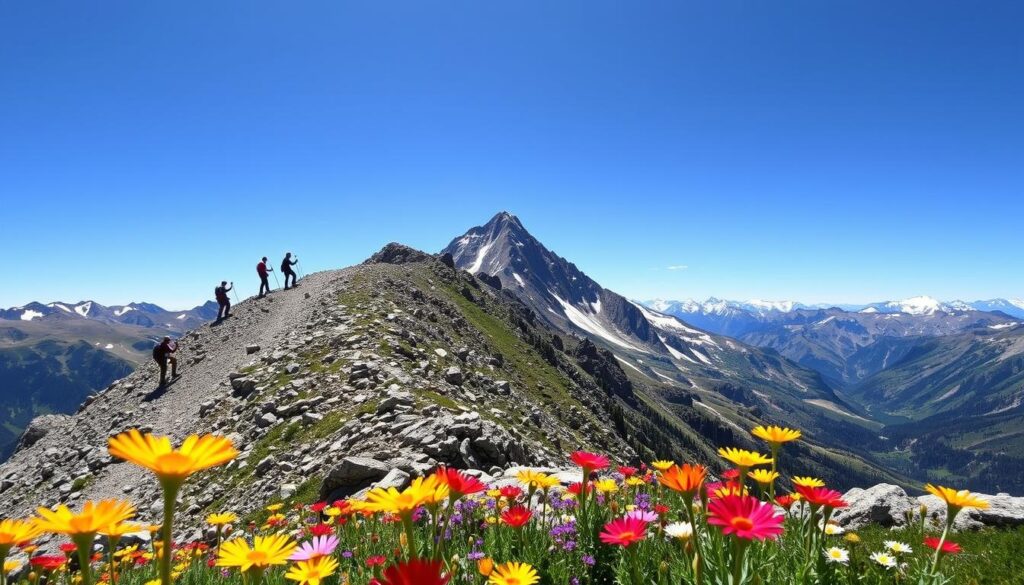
[153,336,178,386]
[281,252,299,289]
[215,281,233,319]
[257,257,273,297]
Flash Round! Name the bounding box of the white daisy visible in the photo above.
[870,551,898,568]
[820,521,845,535]
[664,521,693,540]
[824,546,850,564]
[885,540,913,554]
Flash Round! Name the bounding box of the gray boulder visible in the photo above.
[918,492,1024,530]
[833,484,917,529]
[321,457,392,501]
[15,414,69,453]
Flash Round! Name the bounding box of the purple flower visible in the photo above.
[583,555,596,566]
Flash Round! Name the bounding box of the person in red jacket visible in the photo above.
[257,257,273,297]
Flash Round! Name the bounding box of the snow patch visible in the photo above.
[468,239,495,274]
[114,306,135,316]
[512,273,525,288]
[988,322,1018,330]
[176,313,187,320]
[104,343,114,349]
[553,293,646,352]
[48,303,72,313]
[74,302,93,317]
[20,309,44,321]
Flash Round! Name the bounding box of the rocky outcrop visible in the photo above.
[572,339,634,403]
[14,414,70,453]
[833,484,917,529]
[364,243,433,265]
[917,492,1024,530]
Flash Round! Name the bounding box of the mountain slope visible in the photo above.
[442,212,909,486]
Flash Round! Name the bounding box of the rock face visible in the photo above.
[833,484,917,529]
[917,492,1024,530]
[364,243,433,265]
[14,414,70,453]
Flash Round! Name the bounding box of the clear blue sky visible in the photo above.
[2,1,1021,309]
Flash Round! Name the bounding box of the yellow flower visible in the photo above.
[751,425,801,445]
[651,460,675,472]
[0,518,42,550]
[217,534,297,572]
[792,476,825,488]
[748,469,780,485]
[144,580,161,585]
[924,484,989,517]
[285,556,339,585]
[718,447,772,468]
[362,475,443,517]
[486,489,502,498]
[488,561,539,585]
[844,533,861,544]
[100,521,143,538]
[34,500,136,537]
[625,477,646,487]
[3,560,21,574]
[108,429,238,484]
[593,478,618,494]
[207,512,238,526]
[265,504,284,513]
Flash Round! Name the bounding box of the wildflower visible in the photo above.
[3,560,21,575]
[101,521,143,539]
[500,506,532,528]
[650,460,675,472]
[488,561,539,585]
[499,486,524,501]
[599,517,648,547]
[477,557,494,576]
[664,522,693,540]
[658,464,706,496]
[29,555,67,571]
[593,478,618,494]
[378,559,450,585]
[923,537,961,555]
[794,485,848,509]
[363,475,443,517]
[823,547,849,564]
[844,533,861,544]
[706,494,784,541]
[748,469,779,485]
[870,551,897,568]
[217,534,296,580]
[774,494,796,510]
[289,535,339,561]
[625,477,646,488]
[571,451,610,473]
[791,476,825,488]
[206,513,237,526]
[751,425,801,446]
[107,430,237,483]
[821,522,845,536]
[34,500,135,538]
[285,556,338,585]
[717,447,772,469]
[924,484,988,521]
[618,466,638,477]
[0,518,41,568]
[885,540,912,554]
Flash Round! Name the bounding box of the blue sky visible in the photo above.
[2,1,1021,309]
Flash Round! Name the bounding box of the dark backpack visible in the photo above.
[152,344,163,361]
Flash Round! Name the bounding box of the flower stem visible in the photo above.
[159,480,182,585]
[73,534,94,585]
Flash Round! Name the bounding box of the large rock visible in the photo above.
[15,414,69,453]
[833,484,917,529]
[917,492,1024,530]
[320,457,392,501]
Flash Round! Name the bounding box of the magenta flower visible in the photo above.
[289,534,339,560]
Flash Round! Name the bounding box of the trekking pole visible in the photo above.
[272,269,281,289]
[232,286,239,304]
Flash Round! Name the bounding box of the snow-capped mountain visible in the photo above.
[1,300,217,329]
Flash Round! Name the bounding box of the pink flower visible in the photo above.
[707,494,784,541]
[289,535,339,560]
[625,509,658,523]
[599,516,648,547]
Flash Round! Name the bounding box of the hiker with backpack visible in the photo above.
[153,336,178,387]
[257,257,273,297]
[215,281,233,320]
[281,253,299,289]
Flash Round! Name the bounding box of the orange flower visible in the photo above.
[657,464,706,496]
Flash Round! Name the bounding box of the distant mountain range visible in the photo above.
[0,299,216,458]
[648,296,1024,319]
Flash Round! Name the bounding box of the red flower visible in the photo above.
[721,469,741,481]
[567,482,592,497]
[58,543,78,554]
[618,466,638,477]
[794,485,848,509]
[654,504,670,515]
[434,467,487,499]
[499,486,523,500]
[378,559,450,585]
[29,556,65,571]
[924,537,961,555]
[309,502,328,513]
[599,516,648,547]
[308,523,334,537]
[366,555,388,567]
[571,451,610,473]
[774,494,796,510]
[500,505,532,528]
[707,494,785,541]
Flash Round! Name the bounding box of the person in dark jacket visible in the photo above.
[215,281,233,320]
[281,253,299,289]
[257,257,273,297]
[153,336,178,386]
